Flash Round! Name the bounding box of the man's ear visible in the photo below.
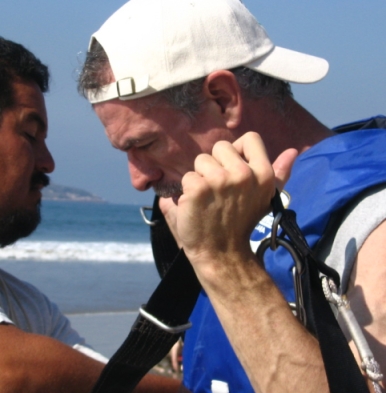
[202,70,243,129]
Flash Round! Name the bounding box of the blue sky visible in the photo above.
[1,1,385,204]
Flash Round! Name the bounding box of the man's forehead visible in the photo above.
[10,80,48,126]
[13,79,46,104]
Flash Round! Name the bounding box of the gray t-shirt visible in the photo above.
[0,268,107,362]
[316,184,386,294]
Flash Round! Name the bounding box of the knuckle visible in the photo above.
[212,140,231,155]
[194,153,210,168]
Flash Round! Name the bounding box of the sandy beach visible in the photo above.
[66,311,139,358]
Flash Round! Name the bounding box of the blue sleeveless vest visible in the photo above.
[183,121,386,393]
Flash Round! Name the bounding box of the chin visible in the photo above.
[0,205,41,248]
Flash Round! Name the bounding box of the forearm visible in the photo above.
[0,325,104,393]
[133,373,181,393]
[193,252,329,393]
[170,134,304,391]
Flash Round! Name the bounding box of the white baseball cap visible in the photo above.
[86,0,329,104]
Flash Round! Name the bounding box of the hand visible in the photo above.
[175,132,297,265]
[169,339,183,373]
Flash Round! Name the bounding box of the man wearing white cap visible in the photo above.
[79,0,386,392]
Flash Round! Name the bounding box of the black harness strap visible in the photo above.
[150,196,180,279]
[332,115,386,134]
[91,197,201,393]
[269,191,370,393]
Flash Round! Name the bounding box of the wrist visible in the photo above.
[189,249,266,297]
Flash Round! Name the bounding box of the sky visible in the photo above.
[1,1,385,205]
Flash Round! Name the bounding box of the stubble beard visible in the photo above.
[0,203,41,248]
[0,172,49,248]
[153,182,183,199]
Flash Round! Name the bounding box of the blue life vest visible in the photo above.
[183,119,386,393]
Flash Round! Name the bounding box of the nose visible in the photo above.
[36,143,55,174]
[128,156,162,191]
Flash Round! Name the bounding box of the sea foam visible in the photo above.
[0,241,153,262]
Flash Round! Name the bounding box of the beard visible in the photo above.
[153,182,183,198]
[0,204,41,248]
[0,171,48,247]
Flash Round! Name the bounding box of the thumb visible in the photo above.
[272,148,298,191]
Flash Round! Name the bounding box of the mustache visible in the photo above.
[31,172,50,189]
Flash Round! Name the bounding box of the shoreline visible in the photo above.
[65,310,140,316]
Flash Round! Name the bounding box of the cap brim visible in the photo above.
[247,46,329,84]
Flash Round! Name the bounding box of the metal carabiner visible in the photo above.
[270,212,282,251]
[256,214,307,326]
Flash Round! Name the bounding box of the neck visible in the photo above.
[241,96,334,162]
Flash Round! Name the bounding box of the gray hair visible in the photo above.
[159,67,292,118]
[77,40,111,94]
[78,41,292,118]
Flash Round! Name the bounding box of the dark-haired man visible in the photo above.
[0,36,110,393]
[79,0,386,392]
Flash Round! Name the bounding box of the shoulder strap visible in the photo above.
[150,196,180,278]
[91,196,201,393]
[268,191,370,393]
[333,115,386,134]
[314,183,386,262]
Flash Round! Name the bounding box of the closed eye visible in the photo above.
[24,132,37,142]
[136,141,154,150]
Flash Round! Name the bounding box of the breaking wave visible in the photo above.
[0,241,154,263]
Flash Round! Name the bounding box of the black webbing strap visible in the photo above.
[150,196,180,278]
[91,197,201,393]
[271,191,370,393]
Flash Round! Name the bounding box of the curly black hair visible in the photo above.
[0,37,49,117]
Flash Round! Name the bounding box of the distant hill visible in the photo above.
[42,184,106,203]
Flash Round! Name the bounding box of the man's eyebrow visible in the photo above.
[110,138,137,151]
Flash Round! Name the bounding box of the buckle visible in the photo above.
[139,306,192,334]
[139,206,159,226]
[117,78,135,98]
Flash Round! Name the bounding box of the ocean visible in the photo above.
[0,201,161,314]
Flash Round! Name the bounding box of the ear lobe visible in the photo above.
[203,71,243,129]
